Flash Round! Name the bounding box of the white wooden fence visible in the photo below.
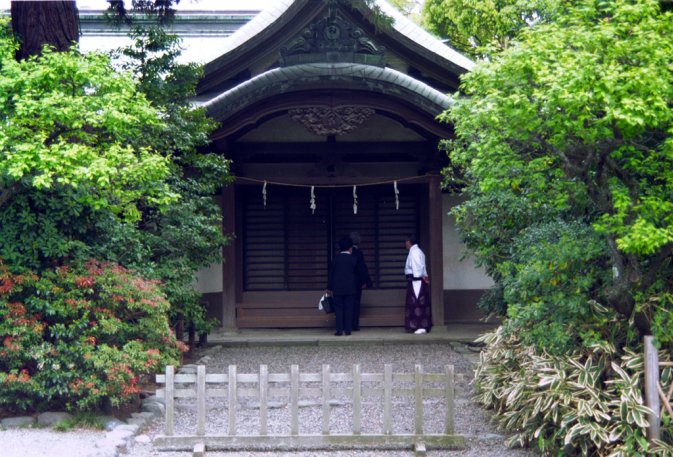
[154,364,465,455]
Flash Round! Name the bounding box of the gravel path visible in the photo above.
[123,342,538,457]
[0,342,538,457]
[1,428,107,457]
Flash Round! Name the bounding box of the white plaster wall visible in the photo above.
[194,262,223,294]
[442,194,494,289]
[80,35,230,65]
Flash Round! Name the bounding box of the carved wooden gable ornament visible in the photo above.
[288,106,375,136]
[279,1,385,67]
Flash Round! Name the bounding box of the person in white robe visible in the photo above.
[404,235,432,334]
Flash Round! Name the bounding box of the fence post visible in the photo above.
[383,364,392,435]
[165,365,175,436]
[228,365,237,436]
[445,365,455,434]
[414,365,424,435]
[322,364,331,435]
[353,364,362,435]
[196,365,206,436]
[644,335,661,442]
[259,364,268,436]
[291,364,299,435]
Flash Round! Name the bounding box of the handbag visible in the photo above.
[319,293,335,314]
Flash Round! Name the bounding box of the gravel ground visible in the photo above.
[1,428,107,457]
[0,342,538,457]
[122,343,538,457]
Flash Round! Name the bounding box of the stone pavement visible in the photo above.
[205,323,497,350]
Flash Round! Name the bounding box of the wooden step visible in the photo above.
[237,306,404,328]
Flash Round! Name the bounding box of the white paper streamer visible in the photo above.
[394,180,399,210]
[310,186,316,214]
[262,180,267,209]
[353,185,358,215]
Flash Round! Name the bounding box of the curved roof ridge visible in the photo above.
[201,62,452,120]
[209,0,473,72]
[214,0,295,56]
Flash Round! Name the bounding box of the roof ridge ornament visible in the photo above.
[279,4,385,67]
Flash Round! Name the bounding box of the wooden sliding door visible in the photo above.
[238,184,419,327]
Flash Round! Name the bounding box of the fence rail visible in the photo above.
[155,364,465,455]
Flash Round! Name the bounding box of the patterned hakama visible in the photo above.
[405,280,432,333]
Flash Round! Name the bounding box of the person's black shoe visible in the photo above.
[334,332,343,336]
[345,332,351,336]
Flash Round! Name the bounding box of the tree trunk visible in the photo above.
[11,1,79,60]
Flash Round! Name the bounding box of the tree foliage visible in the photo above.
[97,25,231,334]
[422,0,560,58]
[0,4,228,414]
[387,0,424,23]
[443,0,673,353]
[0,14,229,337]
[0,17,175,246]
[106,0,180,25]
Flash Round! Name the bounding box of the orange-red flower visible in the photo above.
[74,276,95,288]
[0,277,13,294]
[3,337,20,352]
[7,302,26,317]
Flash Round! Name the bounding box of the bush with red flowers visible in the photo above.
[0,259,185,412]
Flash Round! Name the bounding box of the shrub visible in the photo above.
[0,259,185,412]
[502,220,613,355]
[474,326,673,456]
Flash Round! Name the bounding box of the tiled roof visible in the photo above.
[199,62,452,121]
[209,0,473,72]
[212,0,295,56]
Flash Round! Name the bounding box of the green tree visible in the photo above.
[443,0,673,352]
[387,0,424,23]
[94,25,231,337]
[0,18,188,412]
[0,17,176,268]
[106,0,180,24]
[422,0,560,58]
[0,2,229,340]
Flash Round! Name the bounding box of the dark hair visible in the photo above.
[405,234,418,245]
[338,237,353,251]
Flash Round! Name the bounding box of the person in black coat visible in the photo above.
[327,237,365,336]
[350,231,372,331]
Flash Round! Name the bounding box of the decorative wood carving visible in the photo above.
[288,106,375,136]
[279,1,385,66]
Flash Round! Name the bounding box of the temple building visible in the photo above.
[66,0,494,330]
[188,0,493,330]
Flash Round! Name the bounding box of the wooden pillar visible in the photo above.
[428,174,445,327]
[221,184,237,331]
